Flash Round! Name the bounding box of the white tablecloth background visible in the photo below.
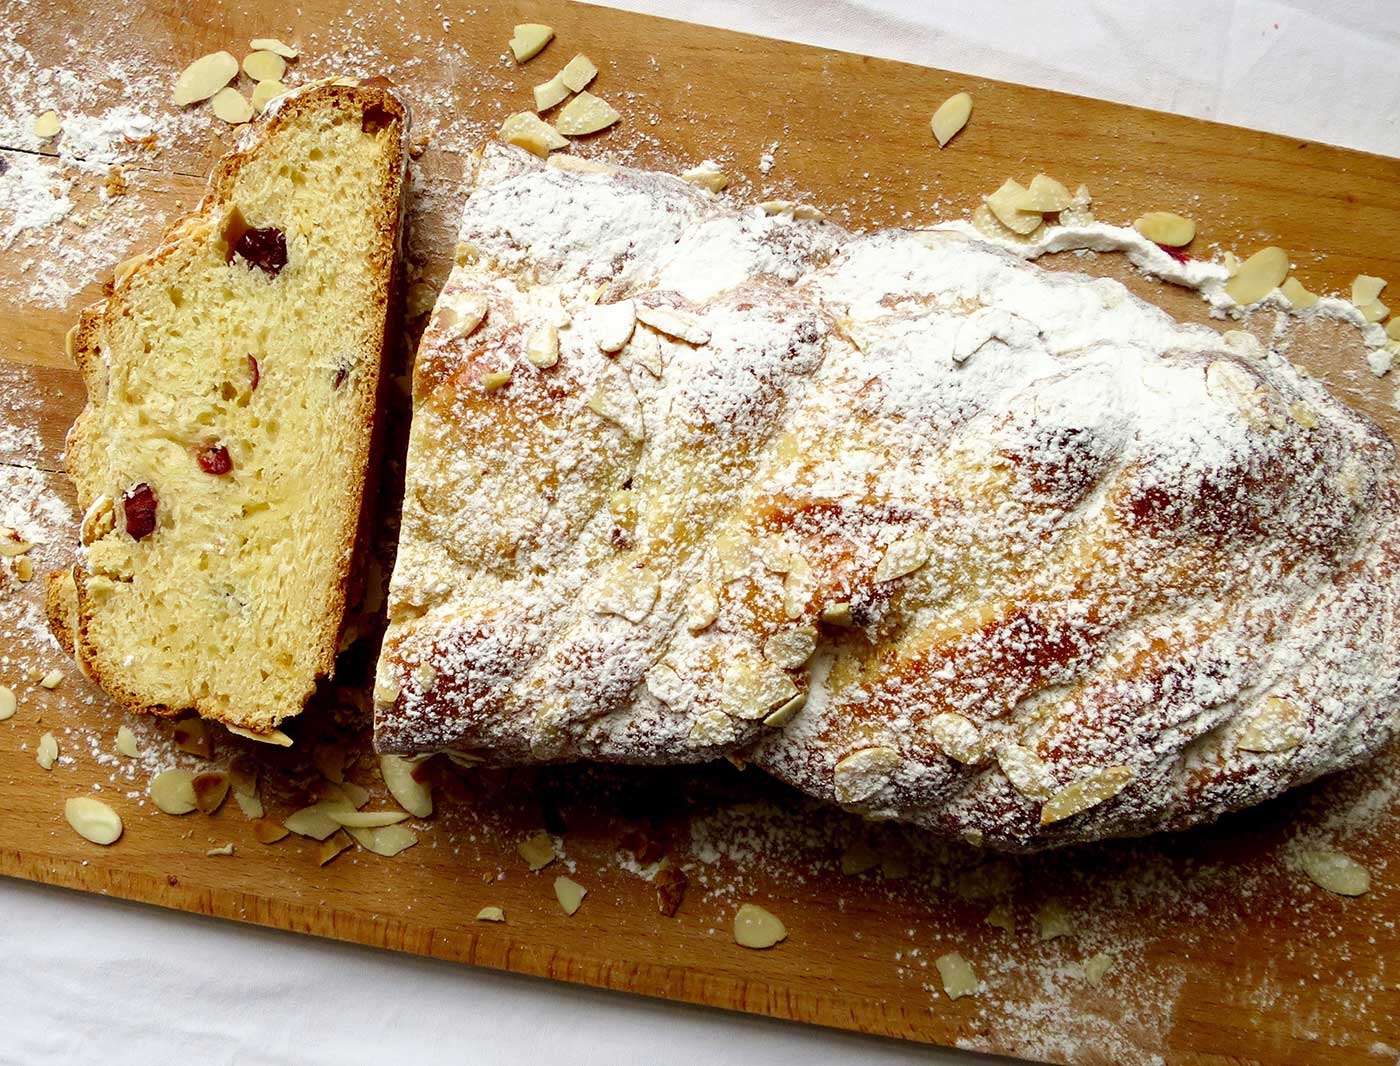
[4,3,1397,1064]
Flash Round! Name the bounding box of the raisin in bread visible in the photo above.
[47,84,409,737]
[375,146,1400,850]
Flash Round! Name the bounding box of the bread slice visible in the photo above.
[47,84,409,737]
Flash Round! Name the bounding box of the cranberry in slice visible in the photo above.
[247,354,260,391]
[197,444,233,475]
[232,226,288,276]
[121,483,158,540]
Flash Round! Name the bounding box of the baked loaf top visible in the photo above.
[377,146,1400,849]
[49,84,409,737]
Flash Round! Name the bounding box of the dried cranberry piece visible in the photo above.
[332,363,348,389]
[197,444,232,475]
[1154,242,1191,265]
[121,483,158,540]
[233,226,287,276]
[247,354,260,392]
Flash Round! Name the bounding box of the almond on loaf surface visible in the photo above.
[48,84,409,737]
[375,145,1400,850]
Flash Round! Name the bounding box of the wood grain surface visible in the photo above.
[1,3,1398,1064]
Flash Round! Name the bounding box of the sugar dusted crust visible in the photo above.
[377,145,1400,849]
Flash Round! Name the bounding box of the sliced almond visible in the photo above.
[1357,299,1389,324]
[173,718,213,759]
[1298,849,1370,896]
[498,111,568,157]
[559,54,598,93]
[250,37,297,58]
[681,162,729,193]
[635,305,710,345]
[0,529,32,556]
[283,803,345,840]
[380,754,433,818]
[204,842,235,857]
[597,567,661,623]
[820,601,854,627]
[438,289,489,341]
[996,742,1053,800]
[32,110,61,139]
[1223,246,1288,305]
[1281,277,1319,309]
[476,905,506,922]
[518,830,557,871]
[113,725,140,757]
[554,91,620,136]
[927,712,984,765]
[593,299,636,352]
[1353,274,1387,305]
[758,200,794,216]
[482,370,513,392]
[734,903,786,949]
[1237,695,1305,753]
[763,627,817,669]
[150,768,197,815]
[685,582,721,633]
[191,771,230,814]
[242,50,286,82]
[873,533,931,583]
[253,818,290,844]
[833,746,900,804]
[64,797,122,845]
[688,709,738,747]
[172,51,239,106]
[224,722,292,746]
[251,79,288,114]
[586,369,644,440]
[1084,952,1114,986]
[358,824,418,857]
[1387,318,1400,341]
[782,558,814,620]
[509,23,555,63]
[534,75,570,112]
[14,555,32,582]
[39,668,63,689]
[233,789,264,819]
[340,780,371,808]
[526,323,560,368]
[36,732,58,770]
[935,952,979,999]
[318,830,353,865]
[0,686,15,721]
[721,657,800,721]
[985,904,1015,933]
[554,875,587,915]
[930,91,972,148]
[793,204,824,221]
[625,328,664,377]
[1039,765,1134,825]
[763,692,807,728]
[985,179,1045,235]
[210,87,254,125]
[1013,174,1072,213]
[1133,211,1196,247]
[326,809,409,829]
[1036,901,1074,941]
[972,202,1042,244]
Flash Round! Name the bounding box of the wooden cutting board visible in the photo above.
[2,3,1398,1064]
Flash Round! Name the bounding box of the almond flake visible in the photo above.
[326,809,409,829]
[253,818,290,844]
[1237,695,1305,753]
[721,657,800,721]
[1353,274,1387,305]
[935,952,979,999]
[840,838,879,876]
[636,305,709,345]
[534,75,570,112]
[592,299,636,352]
[1298,849,1370,896]
[1224,246,1288,305]
[688,709,737,747]
[685,583,721,633]
[681,162,728,193]
[242,50,286,82]
[509,23,555,63]
[318,830,353,865]
[597,567,660,623]
[1289,402,1319,430]
[477,906,506,922]
[873,533,931,583]
[554,875,587,915]
[644,662,686,709]
[782,558,814,620]
[1084,952,1114,986]
[997,742,1054,800]
[250,38,298,58]
[0,530,32,556]
[518,830,557,871]
[1012,174,1072,213]
[1387,318,1400,341]
[482,370,513,392]
[380,754,433,818]
[64,797,122,845]
[1281,277,1319,309]
[356,824,418,857]
[172,51,239,106]
[191,771,230,814]
[554,91,621,136]
[985,904,1015,933]
[758,200,794,215]
[173,718,213,758]
[1133,211,1196,247]
[206,842,235,857]
[224,723,292,746]
[1036,901,1074,940]
[820,601,854,626]
[927,712,984,764]
[0,686,16,721]
[930,91,972,147]
[625,327,664,377]
[985,179,1045,235]
[733,903,786,949]
[520,323,560,369]
[437,289,489,340]
[585,369,644,440]
[233,789,264,819]
[14,555,32,581]
[150,768,197,815]
[498,111,568,157]
[972,202,1042,244]
[763,691,807,728]
[32,110,60,139]
[559,54,598,92]
[283,803,344,840]
[37,668,63,689]
[1039,765,1134,825]
[833,746,900,804]
[36,732,58,770]
[210,87,254,125]
[251,79,288,114]
[763,627,817,669]
[339,780,371,807]
[1357,299,1389,324]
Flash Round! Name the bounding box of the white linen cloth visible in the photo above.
[4,3,1397,1064]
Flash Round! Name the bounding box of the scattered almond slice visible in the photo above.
[326,809,409,829]
[39,669,63,689]
[1281,277,1319,309]
[820,601,854,626]
[14,556,33,582]
[357,824,418,857]
[839,838,879,876]
[793,204,824,220]
[525,323,560,368]
[253,818,290,844]
[211,87,254,125]
[36,732,58,770]
[339,780,371,808]
[1037,901,1074,940]
[593,299,636,352]
[972,202,1042,244]
[833,746,901,804]
[0,528,33,556]
[1012,174,1072,213]
[518,830,557,871]
[927,712,984,765]
[872,533,931,583]
[680,163,729,193]
[251,79,288,114]
[482,370,513,392]
[559,54,597,92]
[1387,318,1400,341]
[721,657,800,721]
[191,771,230,814]
[380,754,433,817]
[64,797,122,845]
[1224,246,1288,305]
[476,906,506,922]
[763,627,817,669]
[115,725,139,757]
[1133,211,1196,247]
[283,803,345,840]
[930,91,972,148]
[985,179,1045,235]
[498,111,568,157]
[173,718,213,759]
[534,75,571,113]
[985,904,1014,933]
[509,23,555,63]
[32,110,61,139]
[1357,299,1389,324]
[625,328,664,377]
[1084,952,1114,986]
[206,842,235,857]
[1353,274,1387,305]
[1039,765,1134,825]
[554,875,587,915]
[935,952,979,999]
[224,722,292,746]
[233,790,264,819]
[734,903,787,949]
[1237,695,1304,753]
[1298,848,1370,896]
[172,51,240,106]
[250,38,298,59]
[597,567,661,623]
[318,830,353,865]
[242,50,286,82]
[636,305,709,345]
[554,91,621,136]
[758,200,794,215]
[150,768,197,815]
[763,691,807,728]
[0,685,16,721]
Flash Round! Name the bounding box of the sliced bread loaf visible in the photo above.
[47,83,409,737]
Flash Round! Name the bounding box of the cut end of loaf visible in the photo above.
[55,85,408,735]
